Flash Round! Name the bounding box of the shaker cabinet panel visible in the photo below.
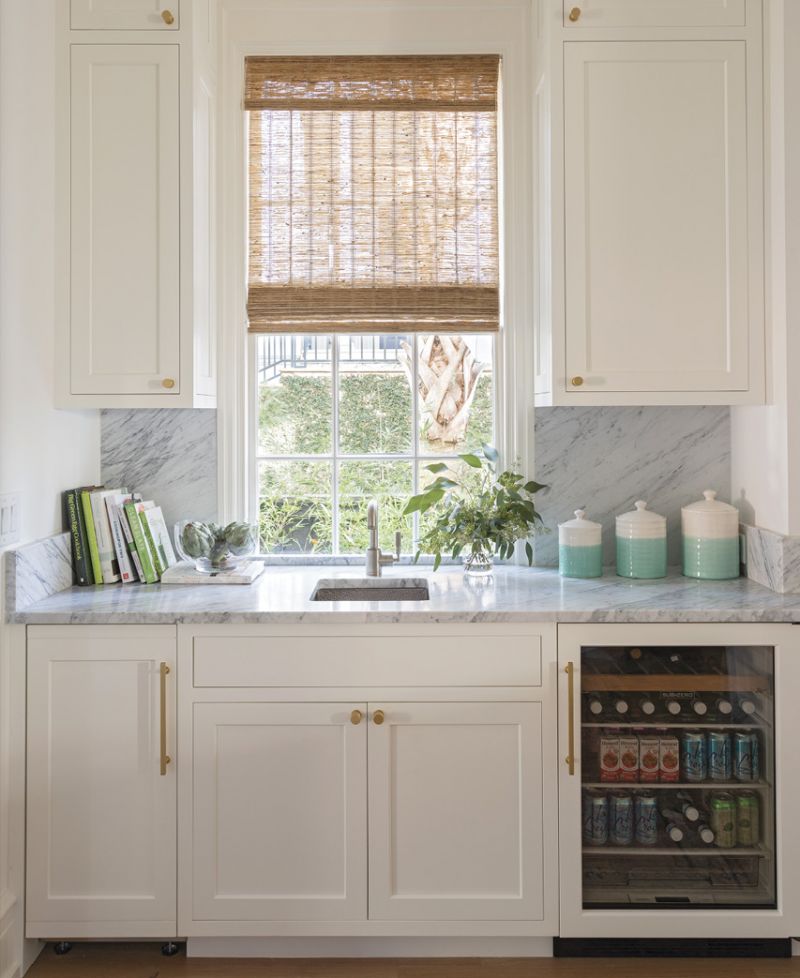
[26,627,176,937]
[69,45,180,396]
[71,0,180,30]
[368,702,546,921]
[563,40,753,395]
[562,0,746,28]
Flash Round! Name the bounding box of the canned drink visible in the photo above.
[733,731,758,782]
[582,789,593,844]
[710,792,736,848]
[708,731,732,781]
[659,735,680,782]
[586,790,609,846]
[681,731,707,782]
[634,792,658,846]
[750,732,760,781]
[619,736,639,783]
[600,734,621,783]
[609,792,634,846]
[736,791,760,846]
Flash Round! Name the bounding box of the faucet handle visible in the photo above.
[395,530,402,560]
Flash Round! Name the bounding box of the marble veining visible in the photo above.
[534,406,730,567]
[743,524,800,594]
[5,532,74,613]
[100,409,218,532]
[8,563,800,625]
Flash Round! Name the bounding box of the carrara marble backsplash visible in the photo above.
[101,405,731,569]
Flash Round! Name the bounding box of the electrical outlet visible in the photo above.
[0,493,22,546]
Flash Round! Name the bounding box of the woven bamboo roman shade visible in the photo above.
[246,55,500,334]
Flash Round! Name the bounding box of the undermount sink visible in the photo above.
[310,577,430,602]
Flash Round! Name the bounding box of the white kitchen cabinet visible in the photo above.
[56,2,217,407]
[26,626,177,938]
[562,0,746,28]
[557,623,800,939]
[535,2,764,406]
[71,0,180,30]
[368,702,545,922]
[191,702,367,922]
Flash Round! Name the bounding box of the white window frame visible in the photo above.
[216,0,537,542]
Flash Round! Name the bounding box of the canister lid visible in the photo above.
[681,489,739,539]
[558,509,602,546]
[682,490,737,515]
[616,500,666,540]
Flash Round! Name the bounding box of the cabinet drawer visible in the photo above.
[192,628,542,688]
[71,1,180,30]
[563,0,746,28]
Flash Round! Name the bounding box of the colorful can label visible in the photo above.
[600,735,621,783]
[638,735,661,783]
[659,735,680,782]
[750,732,760,780]
[634,792,658,846]
[710,792,736,848]
[708,731,732,781]
[585,790,609,846]
[735,791,760,847]
[619,736,640,782]
[681,731,707,782]
[609,792,634,846]
[733,731,758,782]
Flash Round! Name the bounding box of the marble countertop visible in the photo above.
[9,564,800,625]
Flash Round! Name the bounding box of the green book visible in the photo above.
[62,488,92,586]
[81,488,104,585]
[137,503,166,578]
[123,501,158,584]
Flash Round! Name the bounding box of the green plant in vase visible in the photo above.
[403,445,547,573]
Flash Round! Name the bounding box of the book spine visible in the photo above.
[62,490,90,586]
[138,509,166,577]
[124,502,157,584]
[117,501,144,582]
[81,490,103,585]
[91,492,120,583]
[107,501,134,584]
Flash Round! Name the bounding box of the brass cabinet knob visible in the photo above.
[350,709,363,725]
[568,6,581,21]
[372,709,385,725]
[162,377,176,389]
[571,376,584,387]
[161,9,175,24]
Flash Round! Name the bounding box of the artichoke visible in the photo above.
[181,521,214,558]
[224,521,256,555]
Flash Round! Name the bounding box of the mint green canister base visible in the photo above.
[616,537,667,579]
[682,535,740,580]
[559,544,603,579]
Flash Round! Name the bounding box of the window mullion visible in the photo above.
[331,336,340,555]
[411,334,420,551]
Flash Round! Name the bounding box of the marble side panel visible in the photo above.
[742,524,800,594]
[533,406,731,567]
[5,532,74,613]
[101,409,218,532]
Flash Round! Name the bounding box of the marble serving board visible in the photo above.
[7,564,800,625]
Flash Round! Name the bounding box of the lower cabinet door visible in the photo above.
[26,627,177,937]
[192,702,367,921]
[368,702,546,921]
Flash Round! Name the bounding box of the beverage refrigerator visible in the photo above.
[558,623,800,939]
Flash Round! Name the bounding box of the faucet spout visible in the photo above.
[364,500,400,577]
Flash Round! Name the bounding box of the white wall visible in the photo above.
[0,2,101,975]
[730,0,800,535]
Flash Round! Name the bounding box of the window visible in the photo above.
[246,55,500,554]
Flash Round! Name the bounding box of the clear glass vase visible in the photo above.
[462,550,494,576]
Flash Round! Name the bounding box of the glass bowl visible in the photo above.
[173,519,257,574]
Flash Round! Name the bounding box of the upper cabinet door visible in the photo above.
[69,45,180,395]
[562,0,746,28]
[563,40,755,395]
[71,0,180,30]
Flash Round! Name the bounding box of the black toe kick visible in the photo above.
[553,937,792,958]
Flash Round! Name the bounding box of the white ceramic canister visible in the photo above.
[615,500,667,579]
[558,510,603,578]
[682,490,740,580]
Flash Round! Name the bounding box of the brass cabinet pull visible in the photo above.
[565,662,575,775]
[571,376,584,387]
[372,709,385,725]
[568,6,581,21]
[161,9,175,24]
[161,377,176,389]
[350,709,363,725]
[160,662,171,775]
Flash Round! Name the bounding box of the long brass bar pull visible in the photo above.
[565,661,576,776]
[160,662,171,775]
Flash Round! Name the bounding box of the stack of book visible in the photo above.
[62,487,177,586]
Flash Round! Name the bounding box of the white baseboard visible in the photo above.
[187,937,554,958]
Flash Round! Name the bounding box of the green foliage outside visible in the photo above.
[258,370,494,554]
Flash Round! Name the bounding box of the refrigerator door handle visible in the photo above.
[565,660,576,775]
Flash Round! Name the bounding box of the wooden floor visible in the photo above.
[23,944,800,978]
